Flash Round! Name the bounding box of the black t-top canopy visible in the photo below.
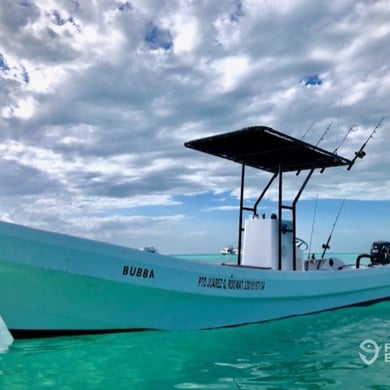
[185,126,352,173]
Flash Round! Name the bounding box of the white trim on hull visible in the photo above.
[1,221,390,336]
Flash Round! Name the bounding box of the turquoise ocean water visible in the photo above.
[1,253,390,389]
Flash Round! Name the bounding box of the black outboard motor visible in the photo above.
[371,241,390,265]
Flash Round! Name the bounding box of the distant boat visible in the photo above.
[0,125,389,338]
[220,245,236,255]
[141,246,158,254]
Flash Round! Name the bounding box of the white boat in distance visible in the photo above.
[1,125,389,338]
[140,245,158,254]
[220,245,237,255]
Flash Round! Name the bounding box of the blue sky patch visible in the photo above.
[0,53,10,71]
[118,2,132,12]
[144,22,173,51]
[230,0,244,22]
[50,10,79,30]
[21,66,29,83]
[19,0,31,7]
[52,10,67,26]
[302,74,323,86]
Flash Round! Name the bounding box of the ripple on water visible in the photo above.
[1,301,390,389]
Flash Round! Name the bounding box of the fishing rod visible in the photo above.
[316,121,333,146]
[320,124,359,174]
[348,116,385,171]
[296,122,316,176]
[321,199,345,259]
[301,121,315,140]
[333,124,358,154]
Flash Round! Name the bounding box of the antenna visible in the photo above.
[348,116,385,170]
[321,199,345,259]
[316,121,333,146]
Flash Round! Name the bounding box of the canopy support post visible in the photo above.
[278,166,315,270]
[278,165,283,271]
[253,172,278,216]
[291,167,315,270]
[237,163,245,266]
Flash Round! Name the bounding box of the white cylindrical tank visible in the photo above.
[242,216,278,268]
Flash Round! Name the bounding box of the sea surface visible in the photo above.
[1,253,390,389]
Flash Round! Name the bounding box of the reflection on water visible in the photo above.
[1,300,389,389]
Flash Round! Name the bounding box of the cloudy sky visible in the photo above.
[0,0,389,254]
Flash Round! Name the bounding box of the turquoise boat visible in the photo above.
[0,126,389,338]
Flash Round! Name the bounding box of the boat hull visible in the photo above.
[0,221,389,337]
